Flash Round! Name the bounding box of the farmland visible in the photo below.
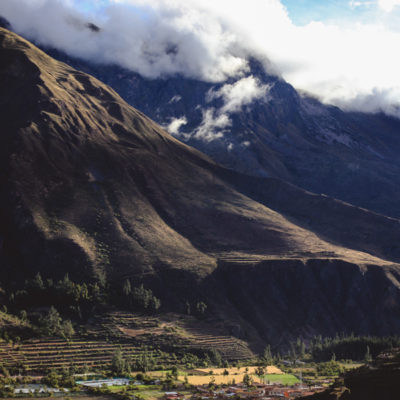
[0,311,257,373]
[91,312,256,360]
[0,337,165,372]
[194,366,283,375]
[177,365,295,386]
[180,373,291,385]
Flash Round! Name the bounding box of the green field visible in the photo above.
[134,389,165,400]
[263,374,300,385]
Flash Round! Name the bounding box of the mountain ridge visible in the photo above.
[1,27,400,346]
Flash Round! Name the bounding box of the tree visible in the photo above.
[134,351,155,372]
[263,344,273,364]
[111,349,125,374]
[185,301,191,315]
[208,375,215,389]
[149,296,161,312]
[242,373,253,388]
[196,301,207,316]
[171,366,179,380]
[41,306,61,335]
[19,310,28,322]
[60,320,75,338]
[255,366,265,383]
[365,346,372,362]
[209,349,222,366]
[31,272,45,290]
[184,375,189,387]
[122,279,132,297]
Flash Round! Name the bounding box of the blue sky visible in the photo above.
[281,0,380,25]
[73,0,400,26]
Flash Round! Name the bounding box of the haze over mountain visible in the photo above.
[2,28,400,346]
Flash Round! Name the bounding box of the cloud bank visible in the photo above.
[0,0,400,116]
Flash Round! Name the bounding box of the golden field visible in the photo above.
[179,366,284,385]
[194,366,283,375]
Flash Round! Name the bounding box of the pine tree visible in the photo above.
[263,344,273,364]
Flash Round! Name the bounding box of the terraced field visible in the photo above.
[100,312,255,359]
[181,323,254,360]
[0,337,167,372]
[0,311,256,373]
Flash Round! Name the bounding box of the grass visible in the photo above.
[107,386,130,392]
[341,362,363,370]
[263,374,300,385]
[135,390,165,400]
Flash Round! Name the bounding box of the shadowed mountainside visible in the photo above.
[302,349,400,399]
[1,28,400,345]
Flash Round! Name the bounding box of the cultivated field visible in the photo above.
[195,366,283,375]
[0,311,257,373]
[96,312,256,361]
[179,365,286,385]
[0,337,167,372]
[180,373,297,386]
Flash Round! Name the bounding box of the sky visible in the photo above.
[0,0,400,117]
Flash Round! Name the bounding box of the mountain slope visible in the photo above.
[40,45,400,220]
[2,28,400,345]
[303,349,400,399]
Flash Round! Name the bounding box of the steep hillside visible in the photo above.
[40,48,400,219]
[2,28,400,345]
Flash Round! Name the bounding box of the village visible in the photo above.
[169,381,325,399]
[74,374,327,400]
[2,369,329,400]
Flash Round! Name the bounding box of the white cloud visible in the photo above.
[0,0,400,116]
[208,76,270,114]
[166,116,187,135]
[349,1,374,8]
[193,76,269,141]
[193,108,229,142]
[378,0,400,11]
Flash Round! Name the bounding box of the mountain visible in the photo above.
[303,349,400,399]
[38,45,400,220]
[2,27,400,347]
